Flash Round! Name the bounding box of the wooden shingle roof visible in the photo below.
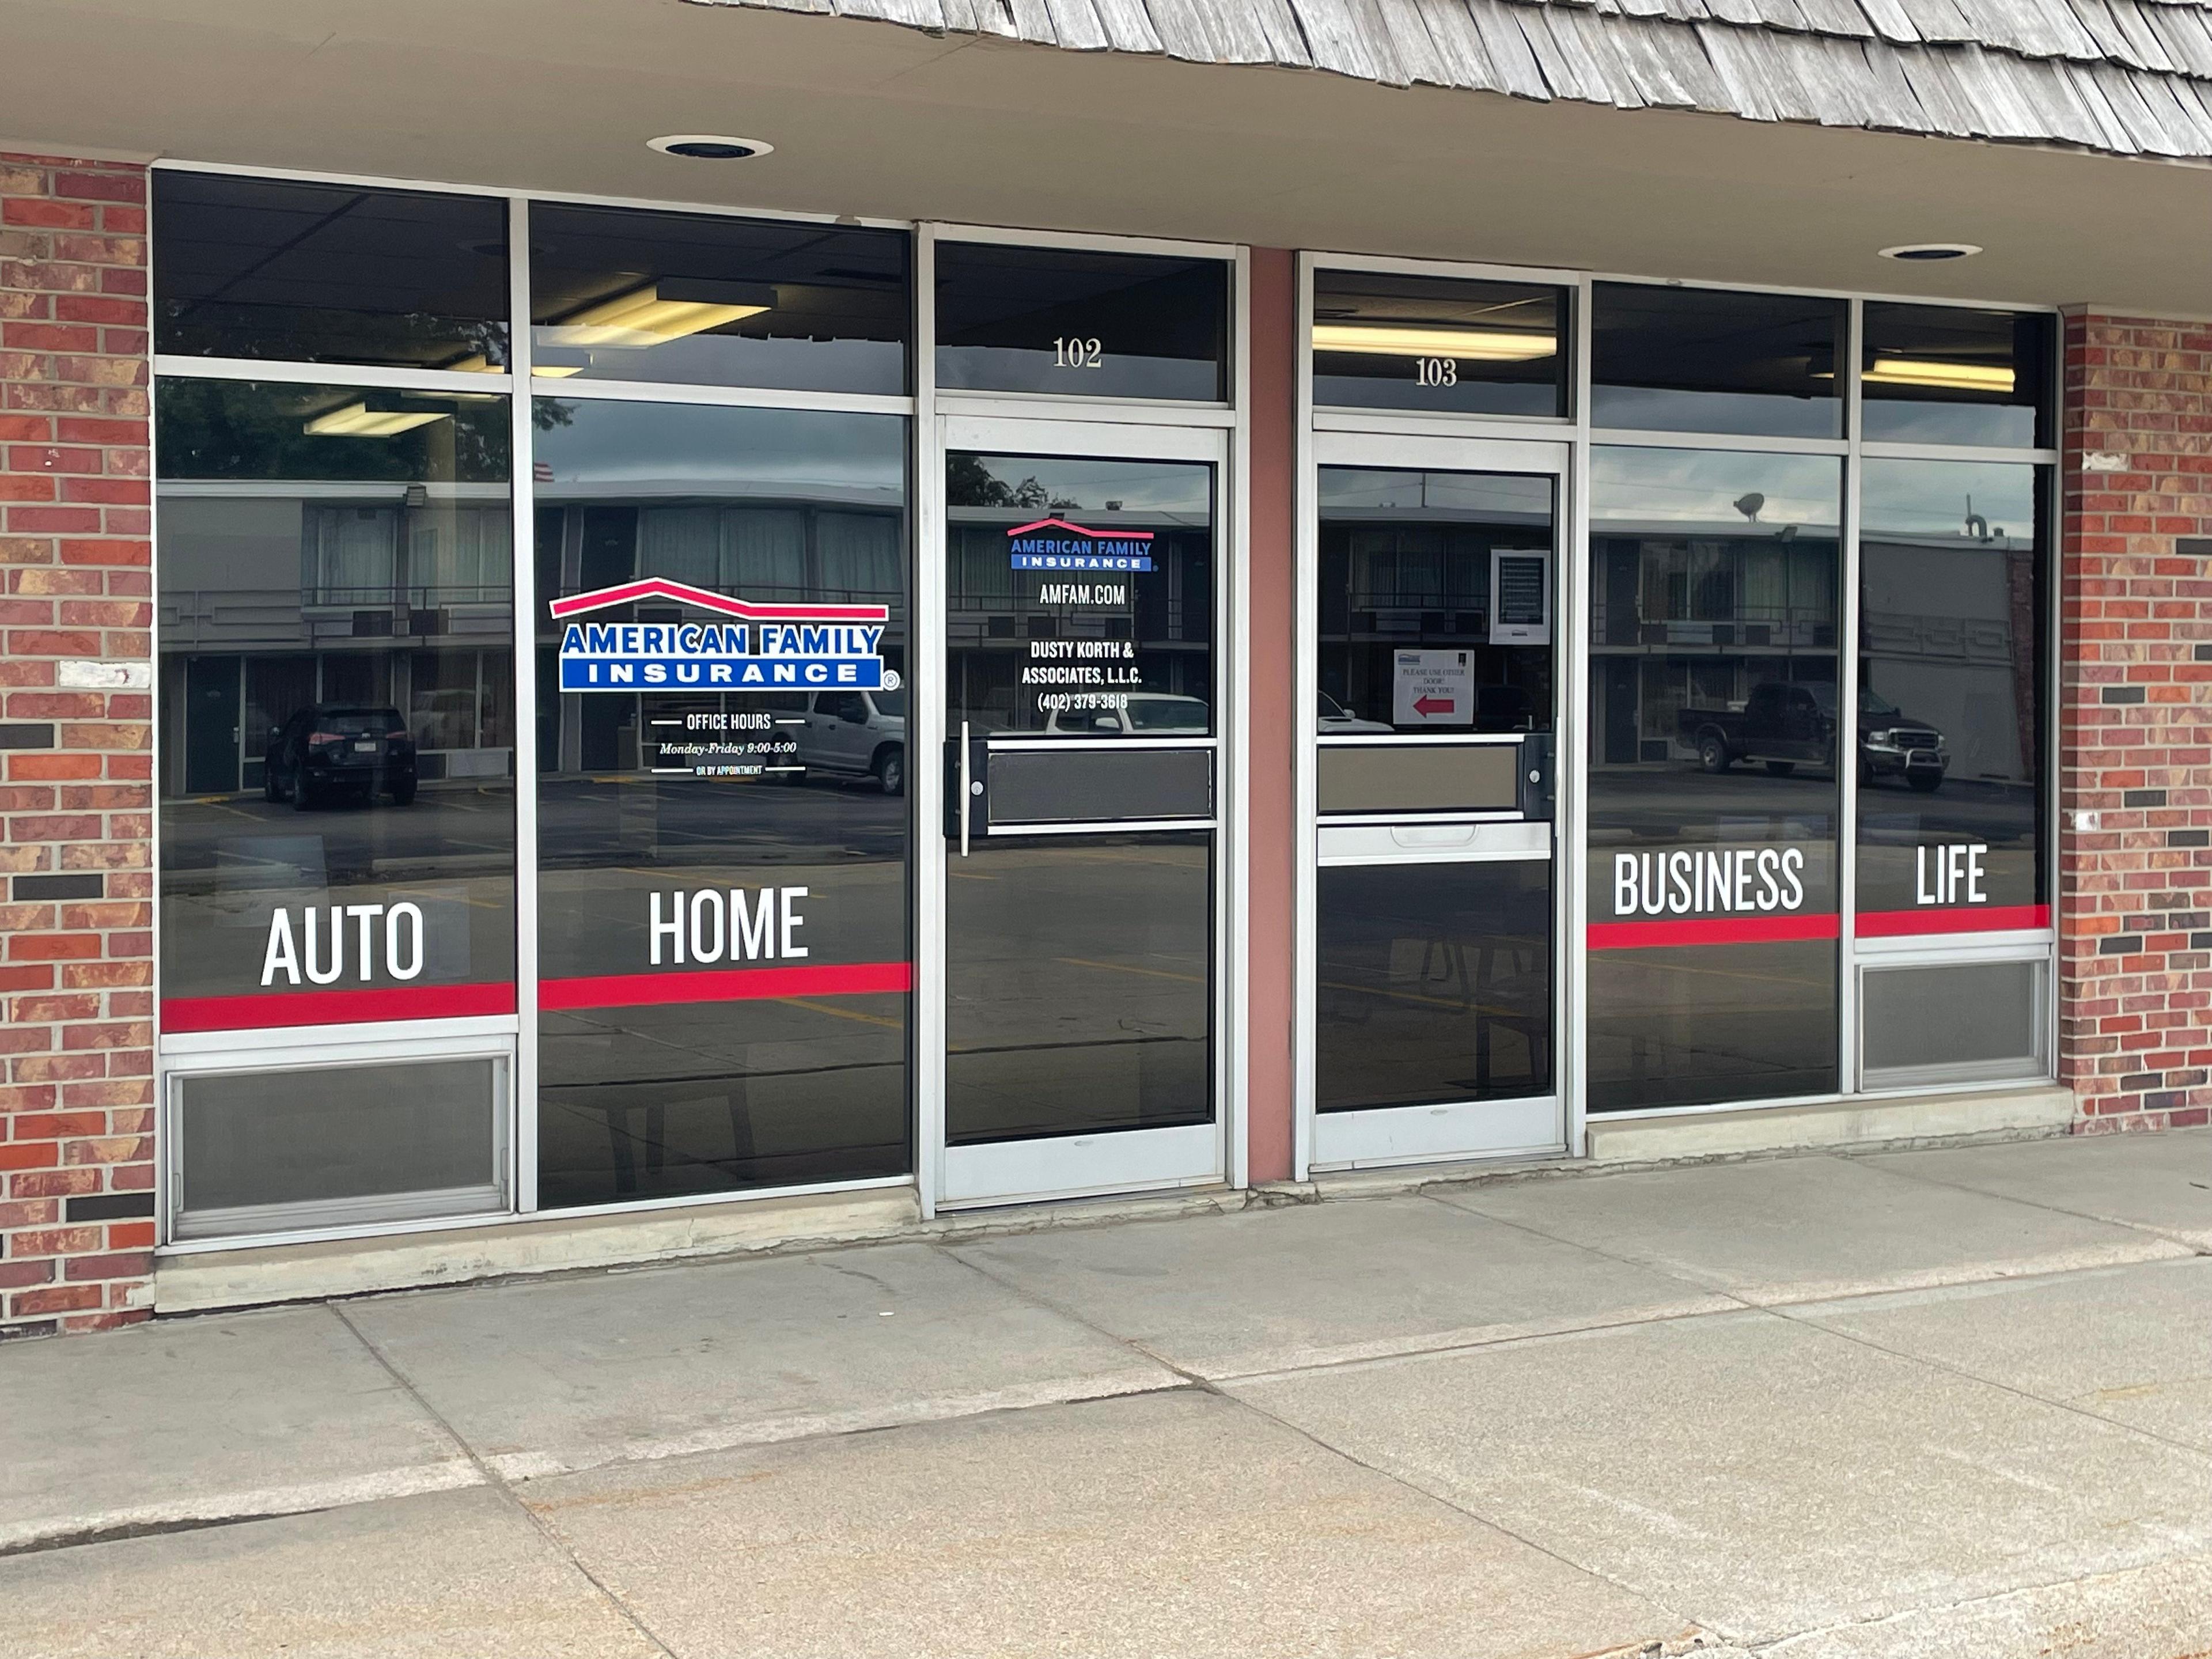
[687,0,2212,157]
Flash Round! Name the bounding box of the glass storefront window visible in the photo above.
[532,399,911,1208]
[528,204,909,393]
[935,244,1228,400]
[1311,272,1566,417]
[1855,460,2048,930]
[1316,467,1554,735]
[1586,447,1843,1111]
[946,452,1213,736]
[1861,305,2054,448]
[153,172,510,372]
[156,378,517,1028]
[1592,284,1846,438]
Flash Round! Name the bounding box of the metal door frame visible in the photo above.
[1296,426,1577,1173]
[922,410,1237,1210]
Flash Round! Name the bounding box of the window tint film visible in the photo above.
[532,399,910,1208]
[1586,446,1843,1110]
[935,244,1227,400]
[1312,271,1565,416]
[156,379,516,1024]
[529,203,908,393]
[1592,284,1845,438]
[154,172,509,372]
[1861,304,2054,447]
[946,452,1213,736]
[1855,460,2048,927]
[1317,467,1554,735]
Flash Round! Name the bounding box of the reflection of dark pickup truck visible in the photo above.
[1678,682,1948,792]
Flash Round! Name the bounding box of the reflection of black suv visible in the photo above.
[265,705,417,809]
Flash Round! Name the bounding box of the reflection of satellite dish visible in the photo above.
[1734,493,1765,522]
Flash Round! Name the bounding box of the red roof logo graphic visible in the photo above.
[1005,518,1155,541]
[549,577,888,623]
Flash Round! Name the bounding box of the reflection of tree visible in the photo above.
[157,377,510,483]
[534,398,574,433]
[944,455,1075,512]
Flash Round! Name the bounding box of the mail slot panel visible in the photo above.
[986,746,1213,828]
[1318,743,1520,817]
[1319,819,1550,865]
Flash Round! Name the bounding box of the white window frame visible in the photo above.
[1293,250,2062,1177]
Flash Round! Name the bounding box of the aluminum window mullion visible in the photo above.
[150,355,517,395]
[1565,271,1594,1159]
[1838,297,1864,1095]
[522,377,912,417]
[507,195,540,1215]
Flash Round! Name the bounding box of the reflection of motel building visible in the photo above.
[1319,498,1552,728]
[533,476,904,773]
[1590,518,2033,790]
[158,482,516,797]
[158,478,910,791]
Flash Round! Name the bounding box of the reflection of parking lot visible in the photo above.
[160,782,516,885]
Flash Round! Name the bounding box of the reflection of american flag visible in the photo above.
[532,461,553,483]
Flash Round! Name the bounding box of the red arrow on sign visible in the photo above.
[1414,695,1456,717]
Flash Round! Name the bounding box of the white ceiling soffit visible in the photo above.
[3,0,2211,312]
[686,0,2212,161]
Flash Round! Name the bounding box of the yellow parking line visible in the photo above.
[778,996,904,1032]
[1056,956,1206,986]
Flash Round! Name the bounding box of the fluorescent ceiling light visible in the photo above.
[441,354,504,374]
[547,279,774,349]
[303,403,450,438]
[531,364,585,378]
[1310,323,1555,362]
[1863,357,2016,393]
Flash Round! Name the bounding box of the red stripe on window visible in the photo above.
[161,982,517,1033]
[540,960,912,1012]
[1857,904,2051,938]
[1587,912,1842,950]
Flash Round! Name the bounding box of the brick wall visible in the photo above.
[0,153,155,1335]
[2060,310,2212,1133]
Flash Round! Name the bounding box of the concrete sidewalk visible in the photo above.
[6,1132,2212,1658]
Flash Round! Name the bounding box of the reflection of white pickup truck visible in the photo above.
[1043,693,1210,735]
[789,688,906,793]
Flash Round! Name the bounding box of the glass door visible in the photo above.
[1307,433,1567,1169]
[934,416,1226,1206]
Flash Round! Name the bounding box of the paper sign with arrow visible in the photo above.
[1392,649,1475,728]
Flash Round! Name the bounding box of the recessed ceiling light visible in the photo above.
[1878,243,1982,262]
[648,134,773,161]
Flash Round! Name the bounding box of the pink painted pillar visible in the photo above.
[1245,249,1296,1183]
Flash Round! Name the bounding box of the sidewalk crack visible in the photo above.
[328,1302,681,1659]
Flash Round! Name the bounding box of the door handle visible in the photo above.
[959,719,971,858]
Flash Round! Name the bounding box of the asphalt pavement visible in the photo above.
[7,1130,2212,1657]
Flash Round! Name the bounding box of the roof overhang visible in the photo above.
[5,0,2210,313]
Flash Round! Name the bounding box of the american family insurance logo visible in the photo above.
[1006,517,1154,572]
[552,578,893,693]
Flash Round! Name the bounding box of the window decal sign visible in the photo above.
[1005,517,1155,572]
[551,578,890,692]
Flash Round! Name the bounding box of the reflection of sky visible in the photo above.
[532,399,905,494]
[1318,467,1552,519]
[1593,448,1839,529]
[1862,458,2040,541]
[959,453,1211,517]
